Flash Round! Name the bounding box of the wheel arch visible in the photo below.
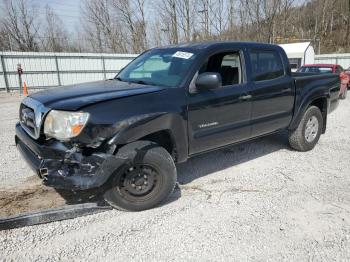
[138,130,177,160]
[290,96,328,134]
[309,97,328,134]
[107,113,188,163]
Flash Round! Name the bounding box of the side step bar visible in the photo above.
[0,202,112,231]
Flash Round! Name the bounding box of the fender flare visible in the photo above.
[289,94,328,132]
[107,112,188,163]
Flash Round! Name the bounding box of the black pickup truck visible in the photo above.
[15,42,340,211]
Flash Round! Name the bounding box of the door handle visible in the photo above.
[239,94,252,100]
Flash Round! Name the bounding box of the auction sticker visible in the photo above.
[172,51,194,59]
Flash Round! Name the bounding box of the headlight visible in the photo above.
[44,110,90,140]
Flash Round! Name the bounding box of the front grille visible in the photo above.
[20,104,36,136]
[19,97,49,139]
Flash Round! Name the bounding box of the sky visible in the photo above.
[32,0,82,31]
[0,0,308,35]
[0,0,83,32]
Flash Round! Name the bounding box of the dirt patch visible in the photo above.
[0,177,65,218]
[0,176,103,218]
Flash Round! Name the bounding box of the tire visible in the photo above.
[288,106,323,152]
[103,141,177,211]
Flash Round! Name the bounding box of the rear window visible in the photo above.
[298,67,333,74]
[336,66,343,73]
[250,50,284,81]
[288,58,302,70]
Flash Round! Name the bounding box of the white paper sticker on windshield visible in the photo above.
[172,51,194,59]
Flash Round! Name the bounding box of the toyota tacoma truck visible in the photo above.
[15,42,341,211]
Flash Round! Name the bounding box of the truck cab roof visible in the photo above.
[157,41,283,51]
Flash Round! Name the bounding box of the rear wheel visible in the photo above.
[103,141,177,211]
[288,106,323,152]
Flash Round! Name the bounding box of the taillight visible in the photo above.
[339,72,349,97]
[340,72,349,85]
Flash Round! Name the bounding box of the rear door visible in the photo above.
[248,49,295,137]
[187,49,252,154]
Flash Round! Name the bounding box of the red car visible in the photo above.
[297,64,349,99]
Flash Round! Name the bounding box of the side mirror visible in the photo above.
[195,72,222,91]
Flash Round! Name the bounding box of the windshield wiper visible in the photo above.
[115,76,124,82]
[127,80,157,86]
[116,77,157,86]
[133,80,148,85]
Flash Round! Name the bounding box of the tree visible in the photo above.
[0,25,10,51]
[2,0,350,54]
[157,0,179,44]
[82,0,128,53]
[176,0,196,42]
[1,0,40,51]
[112,0,148,53]
[42,6,70,52]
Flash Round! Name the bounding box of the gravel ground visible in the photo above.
[0,92,350,261]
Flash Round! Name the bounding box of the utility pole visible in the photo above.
[8,34,13,52]
[171,1,178,44]
[318,38,321,55]
[97,25,103,53]
[205,2,209,37]
[198,0,209,38]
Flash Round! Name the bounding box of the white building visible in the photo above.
[279,42,315,72]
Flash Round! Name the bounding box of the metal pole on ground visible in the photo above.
[17,64,23,95]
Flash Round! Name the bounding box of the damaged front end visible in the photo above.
[15,123,125,190]
[15,96,129,190]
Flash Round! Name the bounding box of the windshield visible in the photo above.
[298,66,333,74]
[116,49,198,87]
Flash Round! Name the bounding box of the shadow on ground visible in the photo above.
[0,131,289,218]
[177,131,289,184]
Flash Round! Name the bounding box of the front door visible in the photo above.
[187,51,252,154]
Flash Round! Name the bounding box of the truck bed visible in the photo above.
[291,72,340,117]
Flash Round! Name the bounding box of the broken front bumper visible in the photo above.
[15,123,124,190]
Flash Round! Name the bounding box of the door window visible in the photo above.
[250,50,284,81]
[199,52,242,86]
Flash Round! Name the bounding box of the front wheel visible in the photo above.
[288,106,323,152]
[103,141,177,211]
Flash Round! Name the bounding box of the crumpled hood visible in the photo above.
[29,80,166,111]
